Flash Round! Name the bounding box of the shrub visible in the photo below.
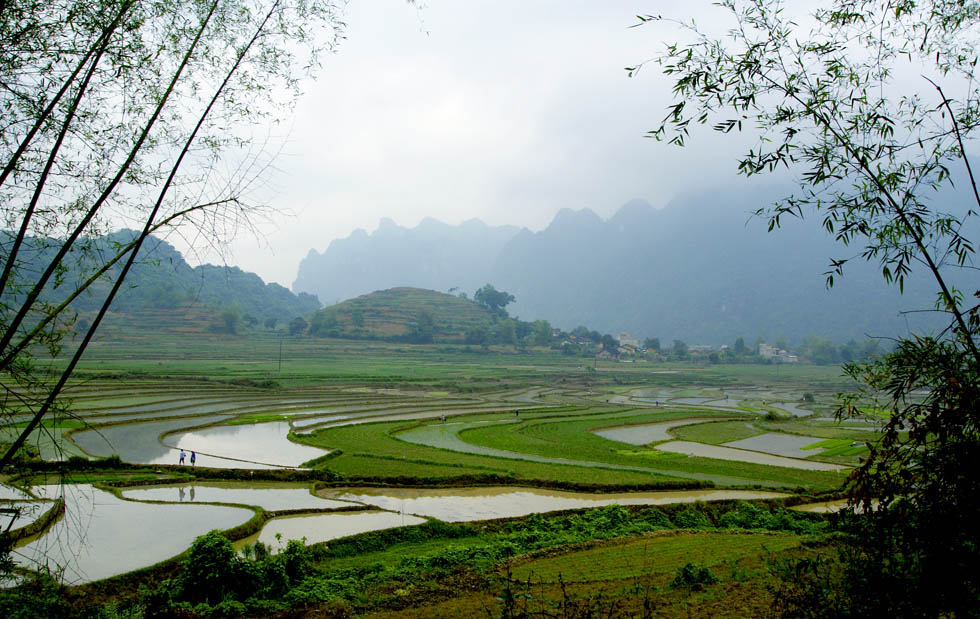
[0,570,72,618]
[175,531,246,605]
[673,507,711,529]
[670,563,719,590]
[717,501,772,530]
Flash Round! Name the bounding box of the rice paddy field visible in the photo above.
[0,330,873,616]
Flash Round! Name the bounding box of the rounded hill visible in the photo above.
[307,287,494,343]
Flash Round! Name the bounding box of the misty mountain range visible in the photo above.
[11,231,321,324]
[294,185,968,345]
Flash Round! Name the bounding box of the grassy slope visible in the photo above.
[313,286,495,341]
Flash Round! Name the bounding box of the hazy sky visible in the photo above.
[180,1,750,288]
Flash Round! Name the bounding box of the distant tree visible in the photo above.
[145,282,187,309]
[860,338,882,361]
[464,325,489,348]
[671,339,689,360]
[410,310,435,343]
[644,337,661,352]
[801,335,839,366]
[288,316,307,336]
[733,337,746,356]
[601,334,618,353]
[840,339,861,363]
[264,317,277,330]
[214,307,240,335]
[473,284,515,318]
[572,326,591,340]
[532,320,553,347]
[514,319,533,341]
[308,310,339,337]
[493,318,517,346]
[242,314,258,328]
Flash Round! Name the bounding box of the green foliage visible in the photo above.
[672,507,712,529]
[288,316,308,336]
[643,1,980,614]
[410,310,435,343]
[0,570,72,618]
[307,287,495,343]
[0,0,345,472]
[147,530,325,616]
[670,339,688,361]
[175,531,243,605]
[531,319,553,347]
[669,563,719,590]
[210,307,241,335]
[473,283,515,318]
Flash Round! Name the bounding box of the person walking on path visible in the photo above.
[190,451,196,466]
[179,450,186,465]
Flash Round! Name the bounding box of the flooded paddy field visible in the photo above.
[165,421,329,468]
[317,486,788,521]
[13,484,253,584]
[591,418,721,445]
[121,482,354,511]
[4,346,879,612]
[652,441,848,471]
[235,511,428,551]
[723,432,829,457]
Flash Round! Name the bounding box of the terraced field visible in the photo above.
[2,337,875,615]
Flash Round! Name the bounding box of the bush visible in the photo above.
[175,531,244,605]
[717,501,772,530]
[670,563,719,590]
[0,570,72,618]
[673,507,711,529]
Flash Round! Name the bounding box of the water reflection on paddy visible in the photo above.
[166,422,329,468]
[654,441,847,471]
[790,499,869,514]
[592,418,717,445]
[236,511,426,551]
[70,414,229,465]
[0,483,31,500]
[317,486,788,522]
[1,500,56,531]
[122,482,355,511]
[724,432,829,458]
[16,484,252,584]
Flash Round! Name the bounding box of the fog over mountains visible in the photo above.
[294,186,964,345]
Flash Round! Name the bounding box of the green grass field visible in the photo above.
[509,530,802,584]
[2,328,874,617]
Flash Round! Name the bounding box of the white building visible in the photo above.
[617,332,640,348]
[760,342,798,363]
